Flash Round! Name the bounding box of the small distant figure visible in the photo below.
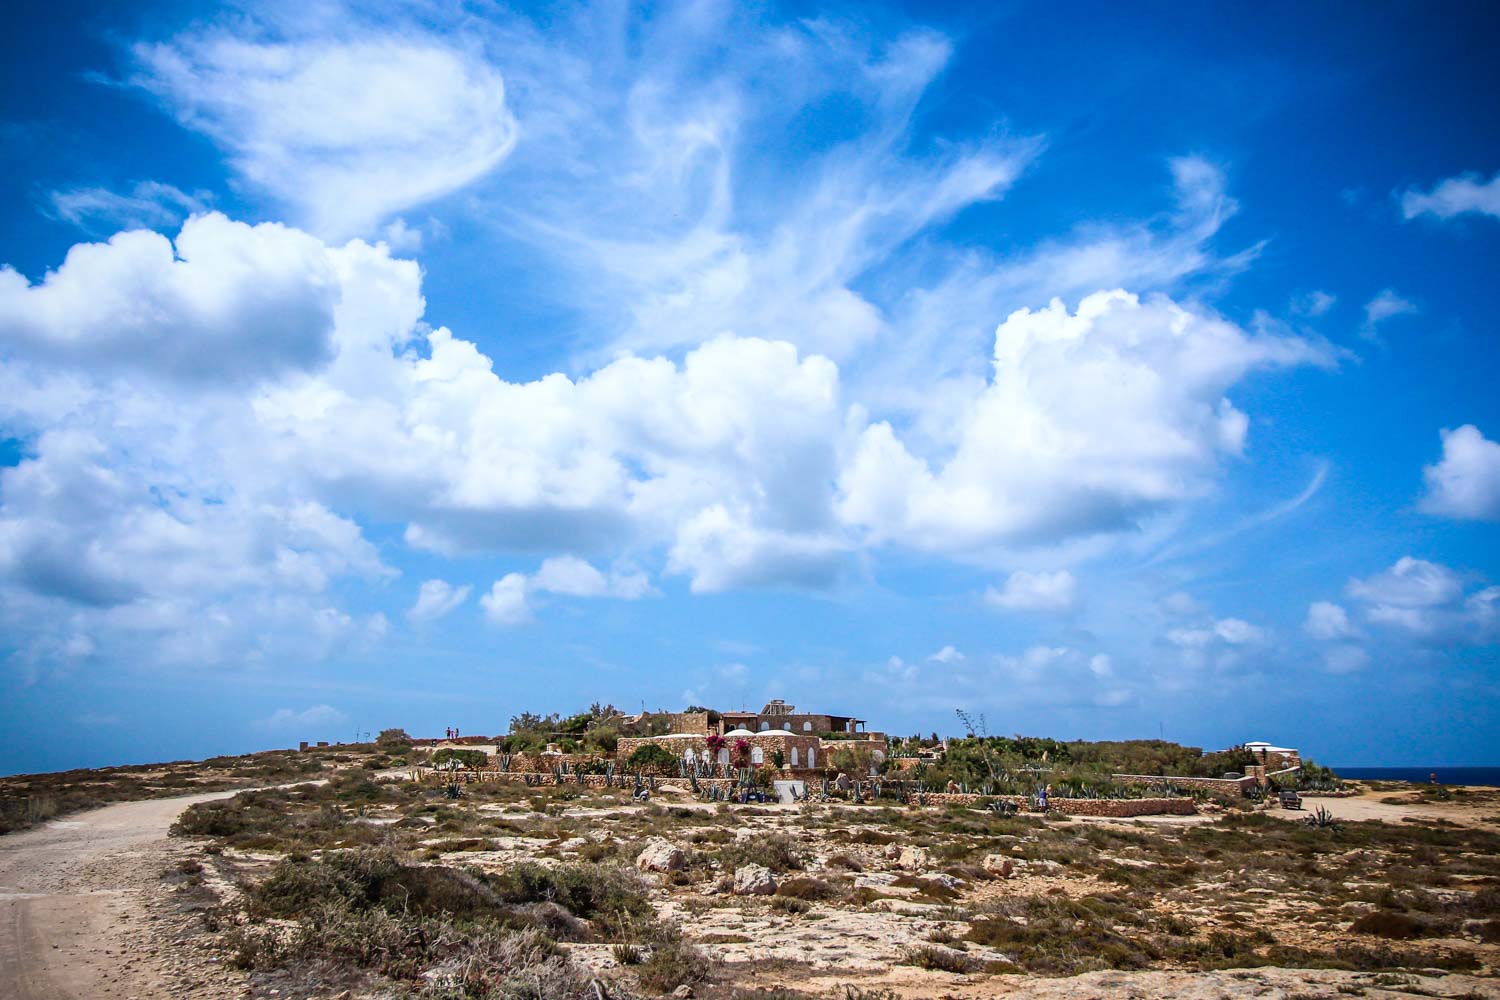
[944,778,960,794]
[1037,784,1051,812]
[1430,772,1437,784]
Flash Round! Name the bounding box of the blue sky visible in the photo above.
[2,1,1498,775]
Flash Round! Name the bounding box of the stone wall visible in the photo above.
[820,737,889,757]
[1111,773,1255,797]
[905,792,1197,816]
[1052,797,1197,817]
[480,752,605,773]
[668,711,711,735]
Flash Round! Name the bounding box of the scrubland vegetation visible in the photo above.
[151,759,1500,998]
[0,747,326,834]
[9,729,1495,997]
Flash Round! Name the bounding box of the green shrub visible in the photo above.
[627,744,679,771]
[717,834,805,873]
[776,876,839,901]
[431,748,489,771]
[490,861,652,934]
[636,934,712,993]
[902,945,981,973]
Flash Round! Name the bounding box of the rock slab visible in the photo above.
[636,838,686,873]
[733,863,777,895]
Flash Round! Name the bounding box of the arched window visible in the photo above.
[807,747,816,768]
[684,748,696,764]
[751,746,764,764]
[759,722,770,731]
[802,721,812,732]
[717,748,729,766]
[790,747,800,767]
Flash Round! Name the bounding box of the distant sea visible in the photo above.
[1334,766,1500,786]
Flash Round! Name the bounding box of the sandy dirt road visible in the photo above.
[0,790,252,1000]
[1267,787,1500,828]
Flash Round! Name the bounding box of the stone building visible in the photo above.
[718,699,870,735]
[616,728,826,772]
[1242,741,1301,771]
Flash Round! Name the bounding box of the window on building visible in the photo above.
[685,749,696,764]
[791,747,800,766]
[759,722,770,731]
[751,746,764,764]
[718,748,729,765]
[802,721,812,731]
[808,747,816,767]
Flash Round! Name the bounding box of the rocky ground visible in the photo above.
[4,758,1500,999]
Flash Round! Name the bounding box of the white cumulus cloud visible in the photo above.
[1344,557,1497,644]
[480,574,532,627]
[1421,424,1500,521]
[838,289,1331,552]
[1304,601,1359,641]
[0,213,341,382]
[533,556,653,599]
[984,569,1077,611]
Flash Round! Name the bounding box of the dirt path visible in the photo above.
[1270,787,1500,828]
[0,790,252,1000]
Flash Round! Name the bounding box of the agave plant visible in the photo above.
[1304,805,1341,830]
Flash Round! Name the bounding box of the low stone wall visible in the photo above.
[1052,797,1197,817]
[482,752,607,773]
[1111,773,1254,797]
[905,792,1197,817]
[819,738,890,763]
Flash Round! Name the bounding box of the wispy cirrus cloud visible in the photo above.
[46,180,211,233]
[256,704,347,730]
[1401,171,1500,222]
[128,34,518,239]
[408,580,472,623]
